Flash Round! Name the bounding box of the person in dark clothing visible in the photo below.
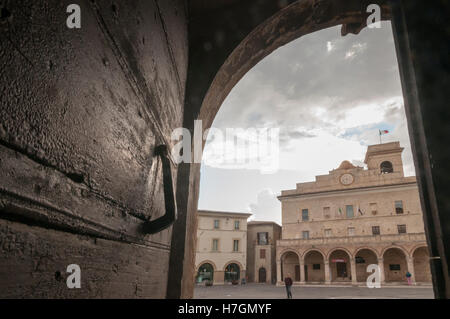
[406,271,412,285]
[284,274,293,299]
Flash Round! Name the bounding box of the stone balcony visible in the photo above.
[277,232,426,248]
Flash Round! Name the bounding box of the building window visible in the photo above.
[397,224,407,234]
[260,249,266,259]
[313,264,321,270]
[323,207,330,219]
[389,264,401,271]
[372,226,380,235]
[302,209,309,221]
[302,231,309,239]
[212,239,219,251]
[214,219,220,229]
[234,220,240,230]
[380,161,394,174]
[348,227,355,236]
[395,201,404,214]
[370,203,378,215]
[324,229,332,237]
[257,232,268,245]
[233,240,239,252]
[346,205,354,218]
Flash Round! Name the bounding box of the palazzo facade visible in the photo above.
[195,210,251,285]
[247,221,282,284]
[276,142,432,285]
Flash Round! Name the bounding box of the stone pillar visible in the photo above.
[378,258,385,285]
[300,255,306,284]
[325,261,331,284]
[350,258,357,285]
[407,257,416,285]
[214,271,225,285]
[276,260,282,285]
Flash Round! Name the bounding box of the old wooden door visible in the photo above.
[259,267,266,283]
[0,0,188,298]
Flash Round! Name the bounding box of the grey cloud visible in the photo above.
[213,21,403,132]
[279,128,317,147]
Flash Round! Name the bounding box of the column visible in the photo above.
[407,257,416,285]
[299,256,305,284]
[324,261,331,284]
[276,260,282,285]
[378,258,385,285]
[350,258,357,285]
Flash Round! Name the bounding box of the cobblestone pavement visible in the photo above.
[194,283,434,299]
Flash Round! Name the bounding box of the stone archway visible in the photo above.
[413,247,432,283]
[355,248,378,282]
[0,0,447,300]
[179,0,449,298]
[196,263,214,284]
[304,250,325,282]
[329,249,352,282]
[281,251,300,282]
[383,247,408,282]
[224,263,241,283]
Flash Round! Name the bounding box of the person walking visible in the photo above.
[406,271,412,285]
[284,274,293,299]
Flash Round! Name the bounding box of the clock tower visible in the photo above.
[364,142,405,176]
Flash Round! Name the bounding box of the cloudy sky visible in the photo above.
[198,21,415,224]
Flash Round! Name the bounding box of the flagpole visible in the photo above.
[379,130,381,144]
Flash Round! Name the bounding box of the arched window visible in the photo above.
[380,161,394,174]
[197,263,214,283]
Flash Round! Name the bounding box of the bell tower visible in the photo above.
[364,142,405,176]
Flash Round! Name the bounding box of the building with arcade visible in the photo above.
[276,142,432,285]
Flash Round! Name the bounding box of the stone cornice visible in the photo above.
[278,181,418,201]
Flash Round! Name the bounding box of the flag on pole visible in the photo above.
[338,207,343,217]
[379,129,389,144]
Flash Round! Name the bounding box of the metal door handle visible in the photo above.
[142,145,177,234]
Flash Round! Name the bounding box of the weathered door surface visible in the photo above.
[0,0,187,298]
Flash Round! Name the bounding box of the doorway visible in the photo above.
[224,263,240,282]
[259,267,267,283]
[336,262,347,278]
[295,265,300,282]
